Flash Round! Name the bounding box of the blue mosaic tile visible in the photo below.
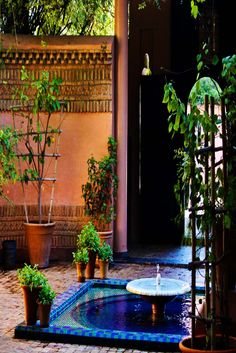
[15,278,196,351]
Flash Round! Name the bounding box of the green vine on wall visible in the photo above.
[0,126,18,202]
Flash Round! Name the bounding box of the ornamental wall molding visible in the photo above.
[0,42,113,112]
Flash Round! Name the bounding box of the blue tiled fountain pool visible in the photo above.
[15,279,198,351]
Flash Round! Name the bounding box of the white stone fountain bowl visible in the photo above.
[126,277,191,297]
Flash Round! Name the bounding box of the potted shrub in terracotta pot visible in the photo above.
[82,136,118,246]
[17,263,47,325]
[97,241,113,279]
[12,66,64,268]
[76,221,100,279]
[37,283,56,327]
[72,247,89,282]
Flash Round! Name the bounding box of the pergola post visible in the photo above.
[114,0,128,255]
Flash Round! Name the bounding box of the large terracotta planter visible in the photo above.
[37,302,52,328]
[85,250,97,279]
[24,222,55,268]
[98,259,109,279]
[21,285,41,325]
[179,336,236,353]
[75,262,87,282]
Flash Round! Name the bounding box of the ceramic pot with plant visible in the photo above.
[37,283,56,327]
[82,136,118,246]
[97,242,113,279]
[17,263,48,325]
[12,67,63,268]
[72,247,89,282]
[76,221,100,279]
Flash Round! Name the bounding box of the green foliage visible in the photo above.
[17,263,48,290]
[76,221,100,253]
[12,66,62,222]
[163,51,236,349]
[0,126,18,201]
[162,51,234,234]
[82,136,118,230]
[139,0,206,17]
[38,283,56,305]
[190,0,206,19]
[189,77,221,105]
[72,247,89,264]
[138,0,163,10]
[0,0,114,35]
[98,241,113,262]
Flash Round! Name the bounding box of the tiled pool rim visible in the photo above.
[14,279,203,351]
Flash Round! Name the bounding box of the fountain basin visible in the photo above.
[15,279,196,351]
[126,278,191,317]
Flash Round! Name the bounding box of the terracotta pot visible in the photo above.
[24,222,55,268]
[75,262,87,282]
[99,259,109,279]
[85,250,97,279]
[21,285,41,325]
[37,302,52,328]
[95,230,112,267]
[98,230,113,247]
[179,336,236,353]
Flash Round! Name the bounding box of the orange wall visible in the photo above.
[0,111,112,207]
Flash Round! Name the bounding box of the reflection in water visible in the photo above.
[71,292,191,335]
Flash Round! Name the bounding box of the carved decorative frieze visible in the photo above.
[0,47,113,112]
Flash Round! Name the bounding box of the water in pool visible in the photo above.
[52,286,192,335]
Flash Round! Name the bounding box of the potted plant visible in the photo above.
[163,49,236,352]
[17,263,47,325]
[97,241,113,279]
[37,283,56,327]
[72,247,89,282]
[82,136,118,245]
[76,221,100,279]
[12,66,63,268]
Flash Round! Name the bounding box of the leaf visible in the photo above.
[212,54,219,66]
[197,61,203,72]
[174,114,180,131]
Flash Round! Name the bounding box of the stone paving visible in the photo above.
[0,247,204,353]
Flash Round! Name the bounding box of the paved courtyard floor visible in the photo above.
[0,246,204,353]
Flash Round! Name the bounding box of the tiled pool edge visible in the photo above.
[14,278,192,351]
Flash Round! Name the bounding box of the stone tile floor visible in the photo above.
[0,246,204,353]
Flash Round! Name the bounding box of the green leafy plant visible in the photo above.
[163,51,236,350]
[138,0,206,18]
[72,247,89,264]
[38,283,56,305]
[76,221,100,253]
[82,136,118,231]
[98,242,113,262]
[12,66,63,223]
[16,263,48,290]
[0,126,18,202]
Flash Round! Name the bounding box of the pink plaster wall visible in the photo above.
[0,111,112,207]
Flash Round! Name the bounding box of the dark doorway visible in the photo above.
[139,75,180,245]
[138,72,195,246]
[127,0,234,250]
